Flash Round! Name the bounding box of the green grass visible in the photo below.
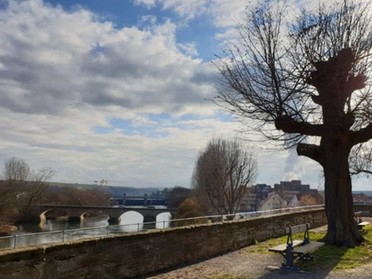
[205,225,372,279]
[249,224,372,272]
[303,224,372,271]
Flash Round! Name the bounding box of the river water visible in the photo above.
[0,210,172,249]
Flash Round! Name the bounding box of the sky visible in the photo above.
[0,0,370,190]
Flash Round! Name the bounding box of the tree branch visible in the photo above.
[297,143,323,165]
[350,123,372,145]
[275,117,323,136]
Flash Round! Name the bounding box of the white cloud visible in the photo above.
[133,0,156,9]
[0,0,224,186]
[0,0,217,115]
[160,0,209,20]
[1,0,367,191]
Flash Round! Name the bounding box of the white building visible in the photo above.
[259,192,287,211]
[287,195,299,207]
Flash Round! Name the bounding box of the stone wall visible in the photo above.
[0,208,326,279]
[354,204,372,216]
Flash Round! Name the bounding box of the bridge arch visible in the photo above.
[80,212,90,221]
[39,210,51,222]
[118,211,144,232]
[32,205,177,224]
[39,209,69,221]
[155,212,172,229]
[79,211,109,221]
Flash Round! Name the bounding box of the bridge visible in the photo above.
[110,194,168,207]
[31,205,177,223]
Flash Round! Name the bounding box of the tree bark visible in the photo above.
[321,135,363,247]
[303,48,366,247]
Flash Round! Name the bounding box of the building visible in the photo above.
[238,180,320,212]
[259,192,287,211]
[287,195,299,207]
[239,184,272,211]
[274,180,317,204]
[353,193,371,203]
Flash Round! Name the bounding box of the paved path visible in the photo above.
[148,222,372,279]
[147,246,372,279]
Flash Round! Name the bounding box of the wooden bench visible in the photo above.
[354,211,370,232]
[269,223,325,270]
[354,211,363,223]
[357,221,370,232]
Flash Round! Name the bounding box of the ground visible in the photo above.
[148,220,372,279]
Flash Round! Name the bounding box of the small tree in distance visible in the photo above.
[349,143,372,176]
[0,157,55,223]
[192,138,258,215]
[215,0,372,246]
[167,186,193,208]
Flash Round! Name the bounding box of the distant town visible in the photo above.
[52,179,372,211]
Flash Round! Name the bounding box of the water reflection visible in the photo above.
[39,219,69,231]
[80,216,109,228]
[0,211,173,250]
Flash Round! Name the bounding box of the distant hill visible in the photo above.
[353,191,372,197]
[47,182,163,197]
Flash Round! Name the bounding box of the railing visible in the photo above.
[0,204,324,250]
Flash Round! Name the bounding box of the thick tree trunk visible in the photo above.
[322,136,363,247]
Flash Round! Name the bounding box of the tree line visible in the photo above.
[0,157,110,226]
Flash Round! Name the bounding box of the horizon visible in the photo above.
[45,180,371,192]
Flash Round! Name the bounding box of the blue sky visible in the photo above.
[43,0,220,60]
[0,0,370,190]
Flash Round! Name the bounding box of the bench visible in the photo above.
[357,221,370,232]
[269,223,325,270]
[354,211,370,232]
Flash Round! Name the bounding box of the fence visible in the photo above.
[0,204,324,250]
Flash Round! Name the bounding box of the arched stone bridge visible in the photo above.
[32,205,177,223]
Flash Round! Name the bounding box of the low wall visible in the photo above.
[0,209,326,279]
[354,203,372,216]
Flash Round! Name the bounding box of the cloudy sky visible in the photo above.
[0,0,370,190]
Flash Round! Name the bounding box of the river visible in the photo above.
[0,210,172,249]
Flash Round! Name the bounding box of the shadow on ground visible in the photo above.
[258,223,372,279]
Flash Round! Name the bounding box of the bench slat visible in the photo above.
[286,223,310,234]
[292,241,325,255]
[268,240,303,252]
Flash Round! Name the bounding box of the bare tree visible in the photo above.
[4,157,31,189]
[215,0,372,246]
[0,157,55,223]
[350,143,372,176]
[192,138,257,215]
[24,167,55,206]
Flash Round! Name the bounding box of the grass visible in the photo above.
[249,224,372,272]
[206,225,372,279]
[302,224,372,271]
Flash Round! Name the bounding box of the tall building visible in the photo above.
[239,184,272,211]
[274,180,316,203]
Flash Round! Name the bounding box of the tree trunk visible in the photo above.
[322,135,363,247]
